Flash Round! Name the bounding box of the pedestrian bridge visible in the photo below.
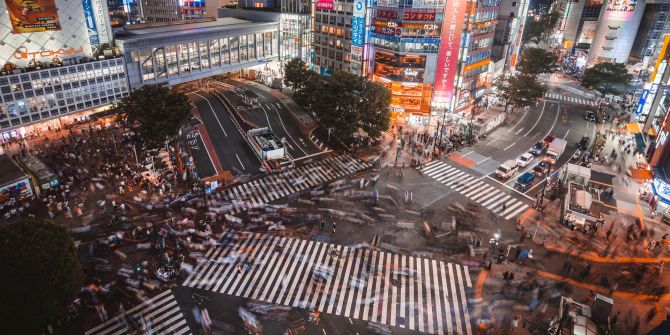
[115,18,279,90]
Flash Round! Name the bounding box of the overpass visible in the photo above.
[115,18,280,89]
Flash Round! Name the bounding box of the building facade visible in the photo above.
[368,0,499,126]
[491,0,530,72]
[0,0,126,137]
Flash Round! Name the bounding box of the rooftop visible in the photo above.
[115,18,274,41]
[0,155,27,186]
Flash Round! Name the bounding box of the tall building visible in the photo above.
[491,0,530,73]
[369,0,499,125]
[206,0,235,19]
[0,0,127,138]
[138,0,182,22]
[589,0,646,63]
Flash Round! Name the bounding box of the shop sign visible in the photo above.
[635,89,648,116]
[351,0,366,47]
[373,19,399,28]
[403,23,438,29]
[653,177,670,204]
[377,9,398,20]
[402,9,436,21]
[13,46,84,60]
[433,0,467,105]
[604,0,638,21]
[374,25,401,36]
[316,0,334,10]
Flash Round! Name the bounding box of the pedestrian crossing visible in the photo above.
[220,155,370,214]
[85,290,191,335]
[184,233,474,335]
[544,92,597,106]
[421,160,529,221]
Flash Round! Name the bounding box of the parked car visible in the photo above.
[529,142,545,156]
[532,161,551,176]
[516,152,534,168]
[515,172,536,190]
[577,136,590,150]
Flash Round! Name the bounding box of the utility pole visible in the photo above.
[535,164,552,210]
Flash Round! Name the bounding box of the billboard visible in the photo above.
[402,9,436,21]
[351,0,365,47]
[604,0,638,21]
[316,0,333,10]
[432,0,466,105]
[577,21,597,44]
[5,0,61,33]
[377,9,398,20]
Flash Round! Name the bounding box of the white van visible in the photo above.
[496,160,519,180]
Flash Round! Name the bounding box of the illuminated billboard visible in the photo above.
[5,0,61,33]
[316,0,333,10]
[604,0,638,21]
[351,0,365,47]
[432,0,466,106]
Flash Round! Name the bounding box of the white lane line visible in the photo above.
[515,127,525,134]
[503,142,516,151]
[192,92,228,137]
[261,104,273,130]
[236,153,246,171]
[272,103,308,156]
[563,129,570,139]
[461,151,475,157]
[510,108,529,131]
[485,175,535,201]
[464,266,472,288]
[524,100,546,137]
[477,157,492,165]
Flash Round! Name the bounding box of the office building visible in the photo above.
[491,0,530,74]
[369,0,499,125]
[311,0,370,76]
[0,0,127,138]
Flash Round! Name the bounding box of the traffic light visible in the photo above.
[135,262,142,273]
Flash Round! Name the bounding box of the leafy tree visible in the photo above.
[495,73,547,113]
[0,220,84,334]
[283,58,312,93]
[516,47,559,76]
[580,62,632,95]
[523,10,560,44]
[303,71,391,145]
[115,85,191,148]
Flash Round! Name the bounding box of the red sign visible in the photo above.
[377,9,398,20]
[433,0,466,105]
[402,9,435,21]
[316,0,333,10]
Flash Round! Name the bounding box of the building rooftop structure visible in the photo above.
[0,155,27,187]
[115,17,264,41]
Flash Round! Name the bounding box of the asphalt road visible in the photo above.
[216,79,322,161]
[189,91,262,175]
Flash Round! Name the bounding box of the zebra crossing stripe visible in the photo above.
[448,263,463,335]
[456,265,473,335]
[203,243,238,291]
[440,262,453,334]
[183,247,218,287]
[505,204,529,221]
[462,182,489,198]
[480,191,504,207]
[489,194,512,211]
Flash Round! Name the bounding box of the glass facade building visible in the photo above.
[0,58,127,132]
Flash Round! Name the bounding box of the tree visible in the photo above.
[0,220,84,333]
[115,85,191,148]
[304,71,391,145]
[283,58,312,93]
[522,10,560,44]
[516,47,559,76]
[495,73,547,113]
[580,62,632,96]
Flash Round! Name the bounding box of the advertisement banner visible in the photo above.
[635,89,648,116]
[5,0,61,33]
[577,21,597,44]
[92,0,112,44]
[376,9,398,20]
[604,0,637,21]
[351,0,365,47]
[316,0,334,10]
[82,0,100,46]
[402,9,436,21]
[433,0,466,105]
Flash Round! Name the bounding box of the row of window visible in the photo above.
[130,32,277,82]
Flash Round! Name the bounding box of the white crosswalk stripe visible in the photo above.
[85,290,192,335]
[220,155,370,213]
[184,233,474,334]
[421,161,529,221]
[544,92,597,106]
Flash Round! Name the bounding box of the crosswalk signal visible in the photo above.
[135,262,142,273]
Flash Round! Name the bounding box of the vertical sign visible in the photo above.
[82,0,100,46]
[432,0,467,105]
[351,0,365,48]
[92,0,112,44]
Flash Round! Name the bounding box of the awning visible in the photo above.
[626,122,643,133]
[89,109,119,121]
[648,127,657,136]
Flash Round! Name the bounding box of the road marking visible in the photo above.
[485,175,535,201]
[477,157,491,165]
[515,127,525,134]
[461,151,475,157]
[524,100,546,137]
[510,108,529,131]
[236,154,246,171]
[563,129,570,139]
[503,143,515,151]
[192,92,228,137]
[272,103,308,156]
[261,105,273,130]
